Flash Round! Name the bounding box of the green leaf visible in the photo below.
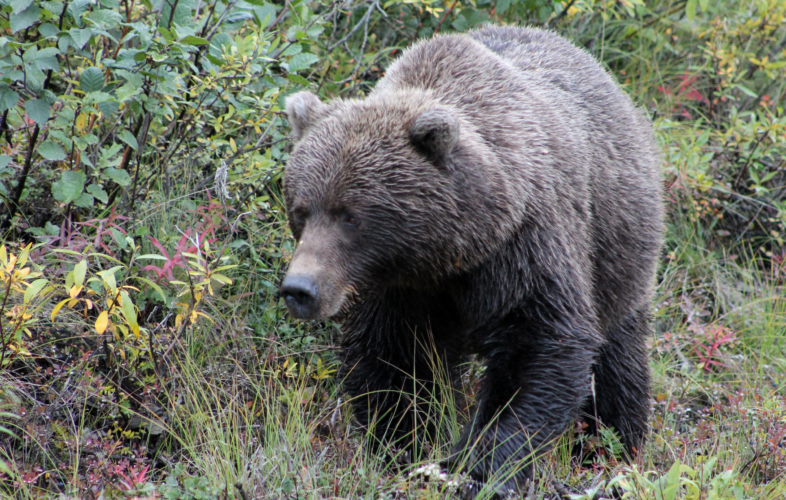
[25,68,47,92]
[74,259,87,288]
[50,130,73,150]
[33,55,59,72]
[38,141,66,161]
[22,45,38,63]
[67,0,92,26]
[496,0,513,15]
[663,460,681,500]
[0,87,19,113]
[136,254,169,261]
[733,84,758,98]
[38,23,59,38]
[74,192,94,208]
[120,290,139,338]
[11,0,34,14]
[84,91,113,104]
[84,9,123,30]
[181,36,209,46]
[110,227,127,249]
[69,28,93,49]
[87,183,108,204]
[118,130,138,150]
[116,69,142,88]
[280,43,302,57]
[52,170,86,204]
[24,278,49,304]
[10,4,40,33]
[209,33,233,57]
[98,100,120,117]
[41,1,65,16]
[136,276,167,303]
[286,73,310,86]
[686,0,697,20]
[116,83,141,102]
[304,26,323,40]
[698,0,708,12]
[103,168,132,186]
[40,90,57,106]
[0,155,10,169]
[252,4,276,28]
[225,11,253,24]
[29,47,60,61]
[157,26,173,42]
[25,99,51,128]
[205,53,223,66]
[80,67,105,92]
[287,53,319,73]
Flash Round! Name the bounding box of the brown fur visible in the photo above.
[281,26,663,494]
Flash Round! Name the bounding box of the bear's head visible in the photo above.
[280,90,507,320]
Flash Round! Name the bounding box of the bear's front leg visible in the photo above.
[450,293,601,493]
[340,287,465,459]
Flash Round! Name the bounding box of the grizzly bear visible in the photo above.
[280,26,663,493]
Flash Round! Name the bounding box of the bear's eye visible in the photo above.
[342,213,360,227]
[292,207,309,222]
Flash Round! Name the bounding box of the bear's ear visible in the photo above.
[409,107,460,164]
[286,91,328,141]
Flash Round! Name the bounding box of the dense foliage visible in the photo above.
[0,0,784,498]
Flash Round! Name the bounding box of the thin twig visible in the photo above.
[733,128,769,190]
[548,0,577,27]
[435,0,458,34]
[1,124,40,230]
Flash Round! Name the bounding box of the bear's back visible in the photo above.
[376,26,663,322]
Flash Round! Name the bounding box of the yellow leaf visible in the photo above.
[95,311,109,334]
[51,298,71,320]
[67,298,79,308]
[175,314,183,328]
[76,113,87,133]
[0,245,6,266]
[211,273,233,284]
[195,311,214,323]
[18,243,31,267]
[230,137,237,153]
[70,285,82,298]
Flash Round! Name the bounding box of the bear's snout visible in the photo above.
[281,274,319,319]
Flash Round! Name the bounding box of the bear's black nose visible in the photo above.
[281,275,318,318]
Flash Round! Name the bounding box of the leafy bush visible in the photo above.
[0,0,784,498]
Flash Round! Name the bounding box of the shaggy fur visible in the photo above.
[280,26,664,493]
